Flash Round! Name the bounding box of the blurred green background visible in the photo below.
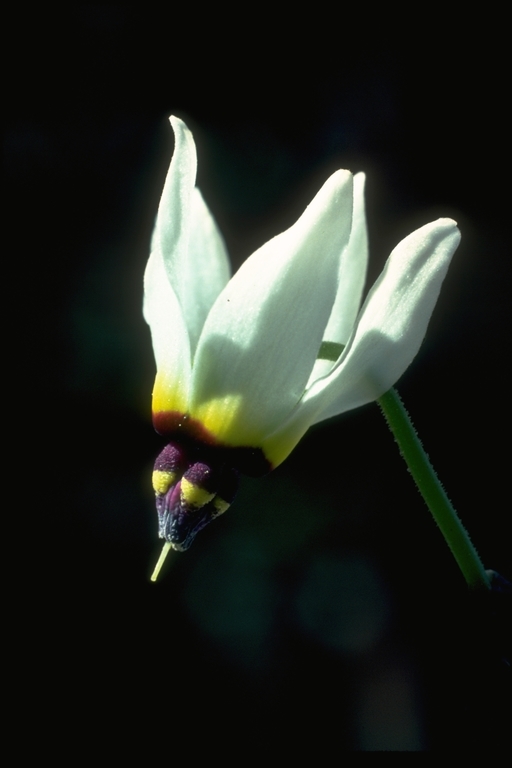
[8,8,509,752]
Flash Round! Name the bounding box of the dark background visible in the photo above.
[9,8,509,752]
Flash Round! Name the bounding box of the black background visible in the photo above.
[8,8,509,752]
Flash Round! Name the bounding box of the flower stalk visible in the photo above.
[378,387,490,591]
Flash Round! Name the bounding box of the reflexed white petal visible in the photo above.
[307,172,368,383]
[153,117,230,355]
[262,218,460,465]
[310,218,461,422]
[145,116,229,407]
[188,171,354,448]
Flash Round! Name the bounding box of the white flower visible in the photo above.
[144,116,460,550]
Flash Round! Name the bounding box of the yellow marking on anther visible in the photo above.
[213,497,230,515]
[150,541,173,582]
[180,478,215,508]
[152,470,178,495]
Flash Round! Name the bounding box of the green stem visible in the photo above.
[377,387,490,591]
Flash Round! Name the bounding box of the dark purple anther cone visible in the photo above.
[153,441,188,474]
[154,441,239,550]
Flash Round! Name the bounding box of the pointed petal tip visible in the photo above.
[325,168,353,193]
[431,217,460,236]
[169,114,185,130]
[424,217,462,253]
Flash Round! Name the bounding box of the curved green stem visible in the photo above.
[378,387,490,591]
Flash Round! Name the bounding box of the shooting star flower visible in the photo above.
[144,116,460,569]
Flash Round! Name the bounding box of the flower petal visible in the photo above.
[311,217,461,420]
[188,170,354,451]
[145,117,231,419]
[307,172,368,384]
[151,116,230,356]
[143,116,197,417]
[262,218,460,466]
